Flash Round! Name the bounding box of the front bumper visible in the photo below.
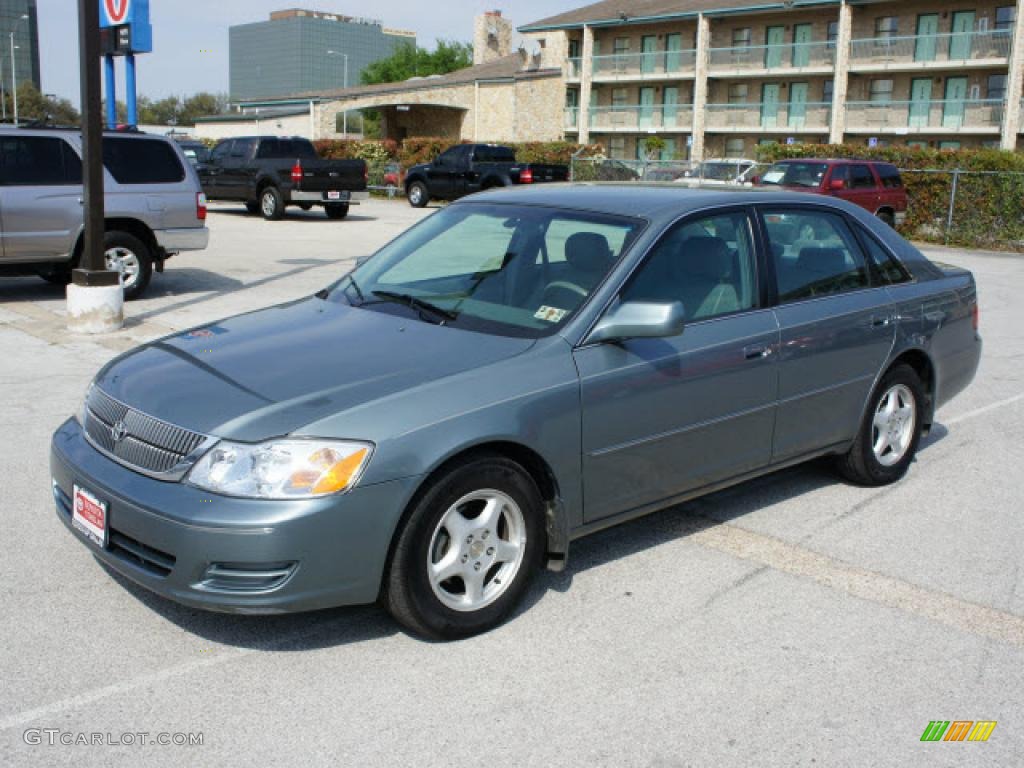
[50,418,421,614]
[154,227,210,253]
[290,190,369,204]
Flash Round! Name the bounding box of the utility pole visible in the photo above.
[10,13,27,126]
[68,0,122,333]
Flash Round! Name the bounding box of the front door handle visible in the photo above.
[744,344,773,360]
[870,315,893,328]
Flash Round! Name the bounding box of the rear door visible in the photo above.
[203,140,233,198]
[222,138,257,199]
[0,135,83,263]
[428,147,461,198]
[761,205,895,461]
[575,208,779,521]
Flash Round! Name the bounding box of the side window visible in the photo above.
[231,139,255,159]
[829,165,849,187]
[103,138,186,184]
[0,136,80,185]
[210,140,233,163]
[876,164,903,189]
[857,228,910,284]
[621,211,757,321]
[850,164,875,189]
[764,209,870,302]
[437,147,460,166]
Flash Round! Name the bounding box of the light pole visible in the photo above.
[327,50,348,136]
[11,13,29,126]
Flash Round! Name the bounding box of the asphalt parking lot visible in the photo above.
[1,198,1021,767]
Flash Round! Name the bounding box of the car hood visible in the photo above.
[94,297,535,441]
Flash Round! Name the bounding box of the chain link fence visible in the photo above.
[568,157,1024,251]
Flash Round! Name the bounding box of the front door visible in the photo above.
[943,76,968,128]
[639,87,656,129]
[665,33,683,72]
[428,146,462,198]
[641,36,658,74]
[761,83,781,128]
[761,206,896,462]
[914,14,939,61]
[949,11,976,60]
[575,208,778,522]
[663,86,679,129]
[0,135,83,263]
[765,26,785,68]
[909,77,933,128]
[792,24,812,67]
[788,82,808,128]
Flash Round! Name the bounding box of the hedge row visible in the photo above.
[313,138,603,170]
[756,143,1024,250]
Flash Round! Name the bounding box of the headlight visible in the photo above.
[187,439,373,499]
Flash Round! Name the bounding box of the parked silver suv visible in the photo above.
[0,127,209,299]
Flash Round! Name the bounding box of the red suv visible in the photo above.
[757,159,907,227]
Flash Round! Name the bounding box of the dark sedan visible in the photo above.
[51,186,980,639]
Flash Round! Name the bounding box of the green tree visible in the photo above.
[138,95,182,126]
[178,92,228,124]
[360,40,473,85]
[3,82,80,125]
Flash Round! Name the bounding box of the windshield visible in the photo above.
[256,139,318,160]
[331,203,645,338]
[760,162,829,188]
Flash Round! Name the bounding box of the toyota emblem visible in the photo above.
[111,420,129,443]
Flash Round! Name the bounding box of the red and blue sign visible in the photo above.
[99,0,152,52]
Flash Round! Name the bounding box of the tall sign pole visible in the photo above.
[68,0,123,333]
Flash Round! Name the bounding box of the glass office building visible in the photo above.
[230,9,416,101]
[0,0,40,99]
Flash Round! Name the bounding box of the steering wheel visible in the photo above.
[541,280,588,308]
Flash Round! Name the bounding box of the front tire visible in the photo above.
[259,186,285,220]
[386,456,545,640]
[407,181,429,208]
[838,364,924,486]
[324,203,349,220]
[104,231,153,300]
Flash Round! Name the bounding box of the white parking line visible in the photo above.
[943,392,1024,426]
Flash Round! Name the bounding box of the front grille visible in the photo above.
[84,387,209,478]
[109,529,176,577]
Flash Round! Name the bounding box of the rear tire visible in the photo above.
[407,181,429,208]
[837,364,924,486]
[259,186,285,220]
[386,455,545,640]
[324,203,349,220]
[104,231,153,300]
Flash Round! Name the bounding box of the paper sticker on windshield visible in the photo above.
[535,306,569,323]
[762,170,785,184]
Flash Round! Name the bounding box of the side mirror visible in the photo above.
[829,178,846,191]
[588,301,685,344]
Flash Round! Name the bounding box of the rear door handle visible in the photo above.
[744,344,773,360]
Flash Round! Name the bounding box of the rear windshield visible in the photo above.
[256,139,318,160]
[473,146,516,163]
[760,162,829,188]
[103,138,185,184]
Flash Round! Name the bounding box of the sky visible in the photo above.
[36,0,585,104]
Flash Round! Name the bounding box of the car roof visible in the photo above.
[456,183,870,221]
[0,126,170,141]
[775,157,893,166]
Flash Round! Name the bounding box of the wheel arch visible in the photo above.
[379,439,569,596]
[72,217,159,264]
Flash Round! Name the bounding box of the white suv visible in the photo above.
[0,127,209,299]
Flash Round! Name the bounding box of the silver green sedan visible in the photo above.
[51,185,981,639]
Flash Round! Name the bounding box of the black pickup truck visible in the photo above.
[200,136,368,220]
[404,144,569,207]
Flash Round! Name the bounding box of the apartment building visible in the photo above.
[519,0,1024,160]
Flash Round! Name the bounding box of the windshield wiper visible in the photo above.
[371,290,458,323]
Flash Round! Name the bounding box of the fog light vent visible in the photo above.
[198,562,297,593]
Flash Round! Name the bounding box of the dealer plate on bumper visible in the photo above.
[72,484,108,548]
[326,190,349,201]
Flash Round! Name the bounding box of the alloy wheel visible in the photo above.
[872,383,916,467]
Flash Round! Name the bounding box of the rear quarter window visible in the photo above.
[876,164,903,189]
[103,138,185,184]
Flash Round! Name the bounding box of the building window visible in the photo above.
[728,83,748,103]
[907,140,929,150]
[874,17,898,39]
[826,21,839,47]
[725,138,746,158]
[995,6,1016,31]
[823,80,834,103]
[568,38,581,58]
[939,141,961,150]
[611,88,628,107]
[613,37,630,54]
[987,74,1007,101]
[732,28,752,47]
[608,137,625,159]
[869,79,894,102]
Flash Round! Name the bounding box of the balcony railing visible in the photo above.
[705,102,833,131]
[709,41,835,72]
[592,49,697,78]
[849,29,1011,67]
[844,99,1004,130]
[588,104,695,131]
[565,107,579,129]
